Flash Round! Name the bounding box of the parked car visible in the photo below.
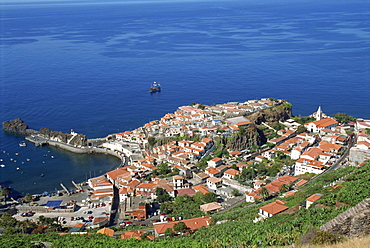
[20,212,33,217]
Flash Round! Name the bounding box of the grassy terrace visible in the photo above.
[1,162,369,247]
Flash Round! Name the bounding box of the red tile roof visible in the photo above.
[193,185,211,194]
[306,193,322,202]
[224,168,240,176]
[260,200,289,215]
[176,188,196,197]
[154,216,211,235]
[97,228,114,237]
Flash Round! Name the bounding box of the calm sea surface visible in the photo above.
[1,0,369,195]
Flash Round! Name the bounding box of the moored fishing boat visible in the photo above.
[150,81,161,92]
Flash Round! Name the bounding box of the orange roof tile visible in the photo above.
[260,201,289,215]
[207,177,222,184]
[193,184,211,194]
[97,228,114,237]
[154,216,211,235]
[295,179,308,187]
[224,168,240,176]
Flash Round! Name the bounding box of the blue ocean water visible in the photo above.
[1,0,369,195]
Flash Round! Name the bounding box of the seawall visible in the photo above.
[26,135,125,165]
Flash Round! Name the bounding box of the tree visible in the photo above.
[24,193,33,203]
[202,192,217,203]
[296,125,307,134]
[0,187,11,202]
[231,189,241,197]
[259,186,270,200]
[156,187,171,203]
[198,103,205,110]
[160,202,171,214]
[280,184,290,194]
[0,213,17,228]
[173,221,187,233]
[153,162,171,176]
[333,113,356,123]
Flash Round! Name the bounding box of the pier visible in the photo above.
[25,135,49,147]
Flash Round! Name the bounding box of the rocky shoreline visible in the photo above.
[2,118,87,147]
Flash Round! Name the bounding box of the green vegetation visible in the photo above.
[282,101,292,108]
[152,162,174,177]
[155,187,171,203]
[148,136,156,147]
[173,221,188,233]
[333,113,357,123]
[258,124,280,140]
[1,186,11,202]
[292,115,316,125]
[1,163,369,247]
[160,192,217,219]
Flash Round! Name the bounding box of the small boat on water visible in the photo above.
[40,174,44,177]
[0,164,5,168]
[150,81,161,92]
[19,141,27,147]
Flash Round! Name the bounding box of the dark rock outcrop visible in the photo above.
[247,103,292,125]
[2,118,87,146]
[2,118,37,135]
[225,127,264,151]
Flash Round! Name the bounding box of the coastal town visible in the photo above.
[1,98,370,240]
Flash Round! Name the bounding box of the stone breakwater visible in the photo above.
[3,118,124,164]
[25,135,125,164]
[2,118,86,146]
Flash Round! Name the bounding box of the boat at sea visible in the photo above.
[0,164,5,168]
[150,81,161,92]
[19,141,27,147]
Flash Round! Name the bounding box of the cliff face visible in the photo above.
[247,103,292,125]
[2,118,87,146]
[221,126,265,151]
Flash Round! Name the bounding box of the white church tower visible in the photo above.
[315,106,323,120]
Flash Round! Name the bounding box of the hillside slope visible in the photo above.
[0,163,369,247]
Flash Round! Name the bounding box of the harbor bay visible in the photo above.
[1,0,370,195]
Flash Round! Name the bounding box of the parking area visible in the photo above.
[14,188,113,228]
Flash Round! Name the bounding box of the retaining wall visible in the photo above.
[320,198,370,237]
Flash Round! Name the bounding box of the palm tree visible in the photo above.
[279,184,290,194]
[259,186,270,200]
